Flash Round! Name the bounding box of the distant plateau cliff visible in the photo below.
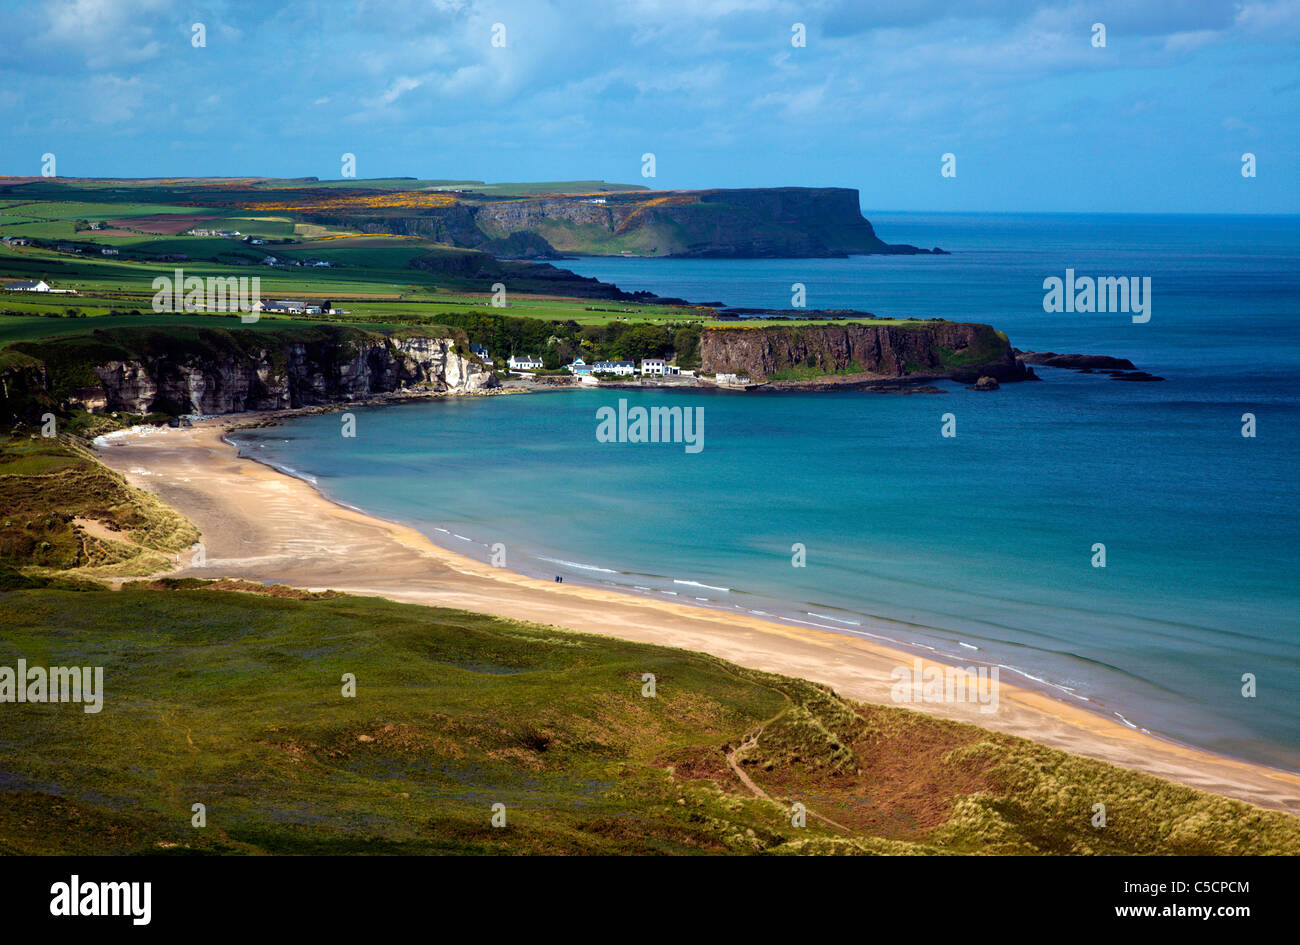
[305,187,943,259]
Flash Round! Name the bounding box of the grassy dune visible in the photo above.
[1,580,1296,856]
[0,435,198,580]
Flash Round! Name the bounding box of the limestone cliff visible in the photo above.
[8,325,496,420]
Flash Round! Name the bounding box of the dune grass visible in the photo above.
[0,435,198,579]
[0,579,1295,856]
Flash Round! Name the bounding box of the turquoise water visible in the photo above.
[230,213,1300,771]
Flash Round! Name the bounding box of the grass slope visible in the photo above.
[0,435,199,579]
[0,581,1295,856]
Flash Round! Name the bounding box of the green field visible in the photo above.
[0,179,898,340]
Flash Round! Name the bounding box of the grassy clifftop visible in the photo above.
[1,581,1294,855]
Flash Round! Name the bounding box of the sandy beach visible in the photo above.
[94,416,1300,815]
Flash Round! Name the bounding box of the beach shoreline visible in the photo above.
[92,412,1300,815]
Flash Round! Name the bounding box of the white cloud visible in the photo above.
[375,76,423,105]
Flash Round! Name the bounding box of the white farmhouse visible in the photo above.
[640,358,666,376]
[508,354,543,370]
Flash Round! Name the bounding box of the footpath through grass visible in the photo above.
[1,580,1295,856]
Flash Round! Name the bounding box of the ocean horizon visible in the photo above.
[229,211,1300,773]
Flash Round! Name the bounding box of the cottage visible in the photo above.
[641,358,666,376]
[593,360,636,376]
[3,280,51,292]
[507,354,543,371]
[567,358,594,376]
[470,344,494,366]
[101,248,119,255]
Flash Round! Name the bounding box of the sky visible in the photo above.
[1,0,1297,213]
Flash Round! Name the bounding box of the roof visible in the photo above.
[4,280,44,289]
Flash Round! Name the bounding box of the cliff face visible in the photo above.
[0,354,52,423]
[309,187,940,259]
[699,323,1031,383]
[473,187,934,257]
[10,326,496,420]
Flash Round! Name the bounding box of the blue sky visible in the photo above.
[2,0,1297,212]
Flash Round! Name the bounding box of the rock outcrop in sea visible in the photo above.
[699,322,1034,385]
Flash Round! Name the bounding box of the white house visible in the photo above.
[470,344,494,365]
[508,354,543,370]
[4,280,51,292]
[593,360,636,376]
[566,358,594,376]
[715,373,751,386]
[640,358,666,376]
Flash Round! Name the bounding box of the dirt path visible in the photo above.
[723,706,853,834]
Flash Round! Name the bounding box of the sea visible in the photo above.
[228,212,1300,771]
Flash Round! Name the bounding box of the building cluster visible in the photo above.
[465,348,689,379]
[565,357,684,377]
[260,256,332,267]
[256,299,344,315]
